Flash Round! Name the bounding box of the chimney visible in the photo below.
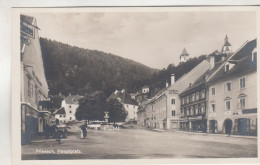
[171,74,175,86]
[189,82,194,87]
[69,93,71,96]
[166,81,169,88]
[115,90,118,94]
[209,54,215,70]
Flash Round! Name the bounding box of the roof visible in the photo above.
[181,48,189,56]
[64,95,84,105]
[230,39,256,60]
[141,59,211,106]
[180,54,228,96]
[54,107,66,115]
[142,86,149,89]
[208,39,257,84]
[20,14,34,25]
[107,90,138,105]
[224,40,232,47]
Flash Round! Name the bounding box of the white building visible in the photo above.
[54,107,66,123]
[61,94,83,122]
[107,89,139,122]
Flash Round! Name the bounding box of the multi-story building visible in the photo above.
[179,52,230,132]
[61,94,83,122]
[107,89,139,122]
[139,59,211,130]
[20,15,51,144]
[207,39,257,136]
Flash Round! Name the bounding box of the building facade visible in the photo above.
[61,94,83,122]
[207,39,257,136]
[139,60,211,130]
[179,51,231,132]
[108,90,139,122]
[20,15,50,144]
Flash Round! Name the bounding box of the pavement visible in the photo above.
[22,128,258,159]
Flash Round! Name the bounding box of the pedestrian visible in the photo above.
[80,120,87,139]
[45,122,50,139]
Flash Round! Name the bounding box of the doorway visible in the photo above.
[224,119,232,134]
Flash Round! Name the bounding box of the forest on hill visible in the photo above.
[40,38,158,97]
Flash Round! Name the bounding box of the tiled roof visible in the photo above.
[54,107,66,115]
[208,39,257,84]
[230,39,256,60]
[64,95,84,105]
[107,90,138,105]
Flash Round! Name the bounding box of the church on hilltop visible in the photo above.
[180,48,190,63]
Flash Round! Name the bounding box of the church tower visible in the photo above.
[180,48,189,63]
[221,35,232,54]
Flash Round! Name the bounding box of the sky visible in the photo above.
[27,11,256,69]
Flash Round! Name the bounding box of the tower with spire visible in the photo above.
[221,34,232,54]
[180,48,190,63]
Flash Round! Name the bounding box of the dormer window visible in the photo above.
[225,64,230,72]
[252,48,257,62]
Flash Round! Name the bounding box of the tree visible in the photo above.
[50,94,64,109]
[75,91,107,121]
[106,99,128,123]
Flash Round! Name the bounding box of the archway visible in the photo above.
[224,119,232,134]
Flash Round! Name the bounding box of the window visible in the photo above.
[224,82,232,92]
[69,105,72,108]
[171,98,175,104]
[195,92,199,100]
[225,101,231,110]
[212,87,215,95]
[70,117,72,120]
[172,110,175,116]
[240,77,246,89]
[211,104,215,112]
[239,98,246,109]
[60,115,62,117]
[69,111,72,113]
[201,90,205,99]
[225,64,230,72]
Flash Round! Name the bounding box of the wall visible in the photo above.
[208,71,257,133]
[124,104,138,121]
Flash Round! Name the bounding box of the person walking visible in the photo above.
[80,120,87,139]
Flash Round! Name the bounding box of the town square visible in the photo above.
[17,8,258,160]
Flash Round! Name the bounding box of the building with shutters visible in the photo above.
[207,39,257,136]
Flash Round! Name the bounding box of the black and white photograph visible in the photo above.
[11,7,259,163]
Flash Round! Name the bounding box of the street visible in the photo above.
[22,127,257,159]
